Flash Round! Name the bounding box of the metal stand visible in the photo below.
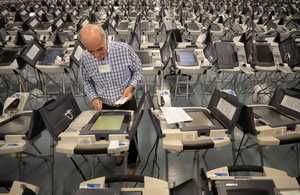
[17,153,24,181]
[296,144,299,176]
[50,138,55,195]
[165,150,169,183]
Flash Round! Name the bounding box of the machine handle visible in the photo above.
[105,175,145,183]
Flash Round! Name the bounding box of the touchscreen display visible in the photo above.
[177,51,196,66]
[90,115,124,131]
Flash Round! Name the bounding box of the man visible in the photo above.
[79,24,143,174]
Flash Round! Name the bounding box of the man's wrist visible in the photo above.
[128,81,137,89]
[127,85,135,92]
[91,97,101,102]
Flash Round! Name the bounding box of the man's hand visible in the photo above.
[122,85,135,101]
[90,98,102,111]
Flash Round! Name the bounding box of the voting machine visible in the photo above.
[244,33,290,73]
[174,48,209,74]
[236,87,300,167]
[276,31,300,72]
[204,166,300,195]
[39,93,143,180]
[148,90,243,186]
[139,18,162,49]
[185,20,202,44]
[115,19,135,44]
[0,92,45,180]
[0,92,44,154]
[0,46,24,75]
[18,40,73,93]
[22,16,52,43]
[172,47,209,99]
[213,37,254,74]
[237,87,300,146]
[39,94,136,155]
[135,49,163,75]
[158,90,243,152]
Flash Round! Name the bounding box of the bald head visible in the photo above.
[79,24,106,48]
[79,24,108,59]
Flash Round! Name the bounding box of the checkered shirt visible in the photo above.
[79,41,143,105]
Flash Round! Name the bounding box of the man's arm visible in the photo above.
[127,46,144,87]
[122,46,144,100]
[79,58,102,111]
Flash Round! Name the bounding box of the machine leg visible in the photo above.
[165,150,169,184]
[259,146,264,167]
[17,153,24,181]
[296,144,299,176]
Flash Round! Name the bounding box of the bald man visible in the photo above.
[79,24,143,174]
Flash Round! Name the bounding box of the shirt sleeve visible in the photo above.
[79,56,99,102]
[127,45,144,88]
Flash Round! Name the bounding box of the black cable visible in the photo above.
[151,138,160,178]
[134,137,159,187]
[150,138,158,176]
[139,137,159,176]
[133,136,159,187]
[233,133,246,166]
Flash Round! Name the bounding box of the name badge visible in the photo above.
[98,64,111,73]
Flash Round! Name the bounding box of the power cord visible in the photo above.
[133,136,159,187]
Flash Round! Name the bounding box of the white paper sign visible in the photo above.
[56,19,63,28]
[217,98,236,120]
[281,95,300,113]
[26,45,40,61]
[161,107,192,124]
[30,19,38,27]
[23,34,34,41]
[74,46,84,61]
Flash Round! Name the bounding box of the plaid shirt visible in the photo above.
[79,41,143,105]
